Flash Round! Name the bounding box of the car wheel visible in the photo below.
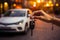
[24,23,28,34]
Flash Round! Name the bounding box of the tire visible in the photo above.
[24,23,28,34]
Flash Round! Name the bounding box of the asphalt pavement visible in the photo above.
[0,19,60,40]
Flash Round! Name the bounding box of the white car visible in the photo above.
[0,9,32,33]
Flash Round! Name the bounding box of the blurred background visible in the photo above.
[0,0,60,15]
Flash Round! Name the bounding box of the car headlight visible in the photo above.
[20,20,24,23]
[14,20,24,25]
[18,20,24,25]
[19,23,23,25]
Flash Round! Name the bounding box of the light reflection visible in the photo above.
[33,2,36,7]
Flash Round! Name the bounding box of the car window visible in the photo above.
[4,10,25,17]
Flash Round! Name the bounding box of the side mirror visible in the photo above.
[27,14,30,17]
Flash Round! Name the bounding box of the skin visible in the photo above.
[34,16,60,26]
[32,10,60,26]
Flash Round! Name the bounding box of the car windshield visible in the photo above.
[4,10,25,17]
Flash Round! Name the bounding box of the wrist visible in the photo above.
[50,17,56,22]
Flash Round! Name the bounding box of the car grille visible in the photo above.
[0,29,16,31]
[0,28,16,32]
[0,23,18,25]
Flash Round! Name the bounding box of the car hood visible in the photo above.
[0,17,26,24]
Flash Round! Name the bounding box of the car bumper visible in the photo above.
[0,29,25,33]
[0,26,25,32]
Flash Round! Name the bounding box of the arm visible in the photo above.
[51,17,60,26]
[34,16,60,26]
[32,10,60,26]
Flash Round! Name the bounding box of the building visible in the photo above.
[0,0,25,14]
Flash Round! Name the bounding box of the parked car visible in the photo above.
[0,9,32,33]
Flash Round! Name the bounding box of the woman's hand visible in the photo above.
[33,10,53,21]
